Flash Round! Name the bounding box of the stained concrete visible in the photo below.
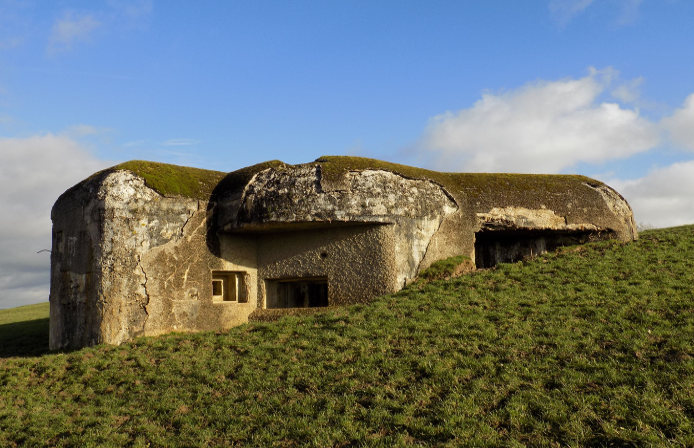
[256,225,398,308]
[50,171,257,349]
[50,157,638,349]
[229,167,458,286]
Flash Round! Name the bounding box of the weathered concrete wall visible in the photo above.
[465,183,637,264]
[51,171,195,348]
[140,216,259,338]
[96,172,200,346]
[457,178,637,243]
[50,177,103,350]
[228,167,458,285]
[50,157,639,349]
[418,213,475,272]
[256,225,399,306]
[50,170,259,350]
[224,163,637,279]
[231,167,456,226]
[583,183,638,241]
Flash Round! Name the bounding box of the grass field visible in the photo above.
[1,226,693,447]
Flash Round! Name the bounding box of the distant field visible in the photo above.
[0,302,49,325]
[0,302,49,357]
[1,227,693,447]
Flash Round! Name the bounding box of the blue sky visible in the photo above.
[1,0,694,307]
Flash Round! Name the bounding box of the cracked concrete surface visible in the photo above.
[50,159,638,349]
[583,182,638,240]
[476,206,602,232]
[228,167,459,286]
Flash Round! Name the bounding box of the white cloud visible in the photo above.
[0,134,107,308]
[421,69,660,173]
[48,12,101,52]
[609,160,694,229]
[417,69,694,227]
[661,93,694,152]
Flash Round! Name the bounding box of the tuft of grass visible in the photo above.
[1,226,693,446]
[417,255,473,281]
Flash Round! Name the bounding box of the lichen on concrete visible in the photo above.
[50,155,638,349]
[227,165,458,286]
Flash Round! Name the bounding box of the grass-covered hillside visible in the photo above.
[0,302,49,358]
[1,226,693,447]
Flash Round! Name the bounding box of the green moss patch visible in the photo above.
[113,161,227,200]
[315,155,603,206]
[102,156,609,209]
[212,160,286,198]
[315,155,446,185]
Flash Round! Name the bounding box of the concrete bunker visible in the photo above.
[49,156,638,349]
[265,277,329,308]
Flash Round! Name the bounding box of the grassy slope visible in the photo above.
[0,302,49,358]
[1,227,693,447]
[0,303,49,325]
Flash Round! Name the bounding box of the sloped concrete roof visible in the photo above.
[57,156,636,240]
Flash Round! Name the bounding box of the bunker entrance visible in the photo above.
[266,277,328,309]
[474,229,604,269]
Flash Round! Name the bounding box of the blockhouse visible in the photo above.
[50,156,637,349]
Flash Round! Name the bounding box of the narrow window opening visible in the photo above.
[265,277,328,309]
[474,229,611,269]
[212,279,223,297]
[212,271,248,303]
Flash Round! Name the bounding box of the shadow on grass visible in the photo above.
[0,317,50,357]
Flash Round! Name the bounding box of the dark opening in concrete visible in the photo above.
[474,229,607,269]
[266,277,328,308]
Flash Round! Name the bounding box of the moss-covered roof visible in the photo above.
[313,155,605,206]
[112,161,227,200]
[102,156,607,208]
[211,160,287,198]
